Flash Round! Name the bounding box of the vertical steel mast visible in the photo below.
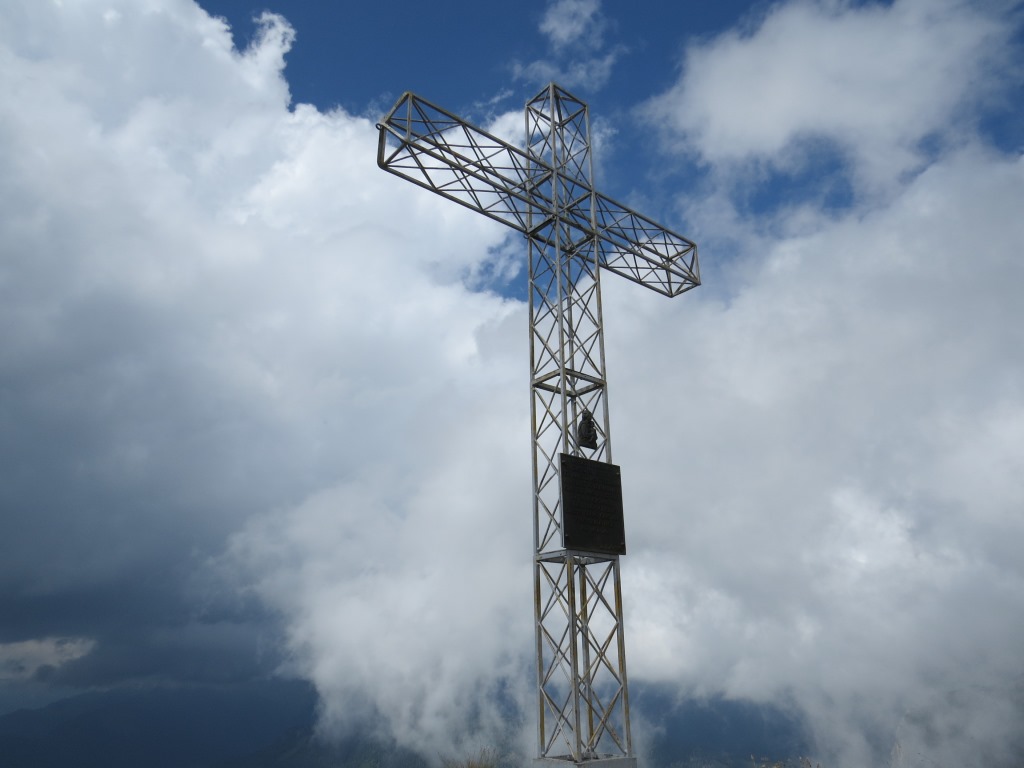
[376,83,700,767]
[525,85,629,765]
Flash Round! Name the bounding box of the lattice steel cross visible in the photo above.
[377,83,699,767]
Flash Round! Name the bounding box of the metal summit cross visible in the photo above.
[376,83,700,767]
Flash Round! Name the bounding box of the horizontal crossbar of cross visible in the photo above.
[377,91,700,298]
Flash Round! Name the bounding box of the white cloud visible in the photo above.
[540,0,604,50]
[484,109,524,147]
[607,144,1024,762]
[513,0,623,91]
[227,412,536,755]
[514,49,622,94]
[612,13,1024,757]
[644,0,1012,194]
[0,639,96,681]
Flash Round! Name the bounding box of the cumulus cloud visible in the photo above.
[539,0,605,50]
[643,0,1013,195]
[0,0,525,742]
[513,0,624,91]
[606,142,1024,763]
[616,1,1024,764]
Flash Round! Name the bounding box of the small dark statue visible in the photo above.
[576,408,598,450]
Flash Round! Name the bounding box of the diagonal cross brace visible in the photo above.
[376,91,700,297]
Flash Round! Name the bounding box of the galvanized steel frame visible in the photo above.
[377,83,699,766]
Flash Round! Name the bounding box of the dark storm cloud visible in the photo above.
[0,0,519,727]
[0,1,306,694]
[0,273,311,666]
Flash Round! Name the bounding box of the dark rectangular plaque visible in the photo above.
[560,453,626,555]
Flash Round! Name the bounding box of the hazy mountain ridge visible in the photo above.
[0,680,812,768]
[0,679,317,768]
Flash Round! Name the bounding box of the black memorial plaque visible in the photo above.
[560,453,626,555]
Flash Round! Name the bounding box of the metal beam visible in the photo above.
[377,91,700,297]
[376,82,700,767]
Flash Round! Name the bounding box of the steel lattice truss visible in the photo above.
[375,89,699,298]
[377,83,699,767]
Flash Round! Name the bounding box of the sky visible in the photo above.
[1,0,1023,766]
